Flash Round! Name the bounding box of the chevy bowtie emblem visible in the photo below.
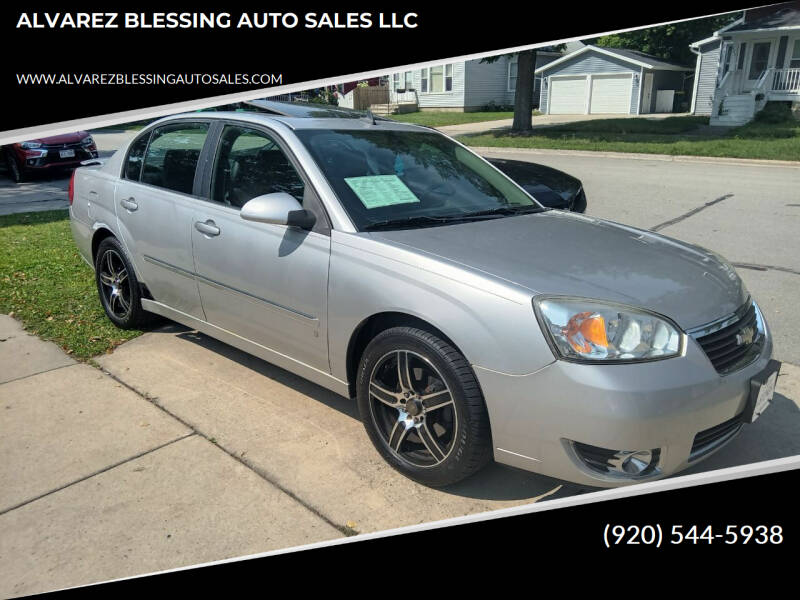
[736,326,755,346]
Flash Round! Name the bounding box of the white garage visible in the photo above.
[536,45,693,116]
[589,74,633,113]
[549,76,589,114]
[548,73,632,114]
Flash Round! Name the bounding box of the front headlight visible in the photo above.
[20,141,42,149]
[534,297,683,362]
[81,136,95,147]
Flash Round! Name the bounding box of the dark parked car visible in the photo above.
[486,157,586,212]
[3,131,98,182]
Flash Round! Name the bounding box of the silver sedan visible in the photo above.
[69,103,779,488]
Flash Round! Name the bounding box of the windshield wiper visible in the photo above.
[362,206,550,231]
[455,205,550,219]
[363,215,466,231]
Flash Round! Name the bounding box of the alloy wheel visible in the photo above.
[98,249,132,319]
[368,350,457,468]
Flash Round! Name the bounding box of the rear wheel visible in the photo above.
[94,237,151,329]
[356,326,492,487]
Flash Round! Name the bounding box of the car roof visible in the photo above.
[151,100,431,133]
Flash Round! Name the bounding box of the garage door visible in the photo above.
[589,74,632,114]
[549,76,587,114]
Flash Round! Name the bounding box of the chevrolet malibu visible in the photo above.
[69,107,780,488]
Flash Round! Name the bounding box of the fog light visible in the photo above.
[571,441,661,479]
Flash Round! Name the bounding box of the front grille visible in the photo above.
[690,413,743,461]
[42,141,83,150]
[693,301,760,374]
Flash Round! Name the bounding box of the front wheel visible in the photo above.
[356,327,492,487]
[5,151,25,183]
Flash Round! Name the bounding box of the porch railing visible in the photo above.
[388,89,419,105]
[770,68,800,93]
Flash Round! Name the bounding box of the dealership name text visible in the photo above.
[16,12,418,29]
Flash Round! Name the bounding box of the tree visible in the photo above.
[481,45,564,132]
[591,13,740,67]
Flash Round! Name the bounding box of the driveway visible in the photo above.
[0,130,135,216]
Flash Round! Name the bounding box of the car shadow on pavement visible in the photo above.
[161,323,583,502]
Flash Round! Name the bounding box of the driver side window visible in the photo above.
[210,125,305,208]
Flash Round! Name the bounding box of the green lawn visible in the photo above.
[459,115,800,161]
[389,111,533,127]
[0,210,142,359]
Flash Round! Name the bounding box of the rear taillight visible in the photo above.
[68,169,76,205]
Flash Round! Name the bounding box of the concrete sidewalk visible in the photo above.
[0,316,342,597]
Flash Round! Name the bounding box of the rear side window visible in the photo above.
[141,122,209,194]
[123,132,150,181]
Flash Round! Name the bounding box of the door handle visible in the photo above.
[195,220,220,237]
[120,197,138,211]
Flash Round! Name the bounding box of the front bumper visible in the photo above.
[16,147,98,171]
[475,319,773,488]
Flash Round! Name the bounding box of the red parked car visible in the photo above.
[3,131,98,182]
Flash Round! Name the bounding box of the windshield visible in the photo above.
[294,129,541,230]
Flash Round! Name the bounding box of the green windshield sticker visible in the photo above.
[344,175,420,209]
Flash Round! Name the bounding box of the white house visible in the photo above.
[383,52,562,112]
[690,1,800,125]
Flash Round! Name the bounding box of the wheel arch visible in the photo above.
[345,311,465,399]
[91,227,153,300]
[91,226,116,264]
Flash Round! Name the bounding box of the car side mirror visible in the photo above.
[240,192,316,229]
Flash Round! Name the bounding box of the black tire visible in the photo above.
[5,150,25,183]
[94,236,152,329]
[356,326,492,487]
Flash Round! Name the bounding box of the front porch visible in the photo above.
[711,31,800,125]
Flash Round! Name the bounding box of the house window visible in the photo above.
[737,42,747,70]
[393,72,413,90]
[508,59,518,91]
[420,64,451,93]
[790,40,800,68]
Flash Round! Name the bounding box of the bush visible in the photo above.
[481,100,514,112]
[754,101,794,124]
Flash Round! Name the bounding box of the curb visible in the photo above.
[469,146,800,168]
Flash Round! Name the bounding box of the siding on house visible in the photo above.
[693,39,721,116]
[463,57,515,109]
[412,61,466,109]
[539,53,641,114]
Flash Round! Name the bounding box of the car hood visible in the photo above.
[369,211,747,330]
[30,131,89,144]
